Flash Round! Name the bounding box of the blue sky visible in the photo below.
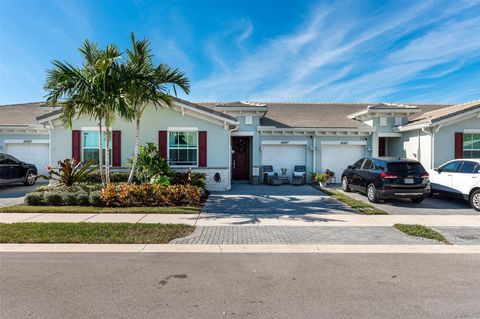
[1,0,479,105]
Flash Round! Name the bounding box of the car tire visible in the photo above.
[470,190,480,212]
[24,171,36,186]
[341,177,351,192]
[411,197,425,203]
[366,183,379,203]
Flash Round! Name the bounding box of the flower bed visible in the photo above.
[25,183,203,207]
[102,183,202,207]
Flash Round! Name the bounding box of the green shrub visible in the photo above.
[24,192,44,205]
[130,143,171,183]
[76,192,90,206]
[36,183,102,193]
[150,174,171,187]
[89,191,104,207]
[44,192,63,206]
[80,172,132,184]
[61,192,78,205]
[170,169,206,189]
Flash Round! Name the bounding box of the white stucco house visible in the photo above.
[1,98,479,191]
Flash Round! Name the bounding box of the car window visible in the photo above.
[3,154,20,165]
[352,158,364,169]
[440,161,461,173]
[458,161,478,174]
[362,159,374,170]
[387,162,426,175]
[373,159,386,171]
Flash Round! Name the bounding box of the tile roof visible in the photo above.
[0,102,59,125]
[403,100,480,127]
[198,101,451,128]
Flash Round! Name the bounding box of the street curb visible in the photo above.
[1,244,480,253]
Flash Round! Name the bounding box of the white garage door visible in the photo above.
[6,143,49,175]
[321,144,365,180]
[262,145,306,174]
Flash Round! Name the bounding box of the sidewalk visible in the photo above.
[1,243,480,253]
[1,212,480,227]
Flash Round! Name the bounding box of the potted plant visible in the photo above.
[281,168,288,176]
[325,169,335,184]
[312,172,329,188]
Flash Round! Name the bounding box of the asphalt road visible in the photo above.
[1,253,479,319]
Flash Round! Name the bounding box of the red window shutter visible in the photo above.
[158,131,168,159]
[199,131,207,167]
[72,130,81,162]
[455,132,464,159]
[112,130,121,167]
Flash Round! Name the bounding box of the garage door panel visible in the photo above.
[262,145,306,175]
[6,143,49,175]
[321,145,364,180]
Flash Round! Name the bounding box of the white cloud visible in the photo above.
[190,0,480,103]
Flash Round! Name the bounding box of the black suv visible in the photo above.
[0,153,38,186]
[341,157,430,203]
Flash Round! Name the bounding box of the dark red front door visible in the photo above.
[232,137,250,180]
[379,137,386,157]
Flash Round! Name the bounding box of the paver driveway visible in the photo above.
[334,188,477,215]
[203,183,356,216]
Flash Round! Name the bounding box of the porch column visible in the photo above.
[371,132,379,157]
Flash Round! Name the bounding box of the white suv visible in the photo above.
[428,159,480,211]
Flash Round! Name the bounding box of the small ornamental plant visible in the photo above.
[41,159,96,186]
[281,168,288,176]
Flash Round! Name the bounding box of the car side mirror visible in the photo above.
[20,161,25,165]
[433,167,440,172]
[347,165,354,170]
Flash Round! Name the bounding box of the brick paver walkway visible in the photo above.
[170,226,440,245]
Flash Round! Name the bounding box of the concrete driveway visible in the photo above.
[336,188,477,215]
[203,183,356,216]
[0,183,44,208]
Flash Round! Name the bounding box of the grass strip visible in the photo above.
[394,224,450,244]
[0,223,195,244]
[320,187,388,215]
[0,205,200,214]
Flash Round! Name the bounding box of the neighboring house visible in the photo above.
[1,98,479,190]
[0,102,61,175]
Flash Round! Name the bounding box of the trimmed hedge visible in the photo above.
[79,172,133,184]
[102,183,202,207]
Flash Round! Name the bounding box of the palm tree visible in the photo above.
[123,32,190,184]
[44,41,133,185]
[44,40,108,186]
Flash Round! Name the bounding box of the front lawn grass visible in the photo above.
[0,205,200,214]
[394,224,450,244]
[0,223,195,244]
[320,187,387,215]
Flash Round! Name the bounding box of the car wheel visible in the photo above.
[24,171,36,186]
[341,177,351,192]
[366,183,378,203]
[411,197,425,203]
[470,190,480,212]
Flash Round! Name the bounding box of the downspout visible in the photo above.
[228,123,239,190]
[312,135,316,173]
[417,129,421,163]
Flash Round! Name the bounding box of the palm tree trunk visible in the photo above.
[104,114,111,184]
[98,119,105,187]
[127,102,142,184]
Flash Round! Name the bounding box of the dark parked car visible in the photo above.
[341,157,430,203]
[0,153,38,186]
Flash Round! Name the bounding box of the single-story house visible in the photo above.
[1,98,479,191]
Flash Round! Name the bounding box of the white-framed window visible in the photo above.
[394,117,403,126]
[245,115,253,125]
[463,132,480,158]
[168,131,198,166]
[379,117,387,126]
[82,131,111,164]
